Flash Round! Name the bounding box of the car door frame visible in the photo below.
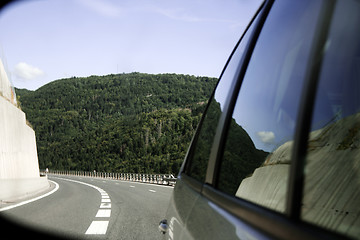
[178,0,352,239]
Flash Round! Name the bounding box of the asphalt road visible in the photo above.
[0,175,173,239]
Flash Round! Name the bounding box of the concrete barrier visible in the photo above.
[0,176,49,202]
[0,58,46,202]
[0,97,40,179]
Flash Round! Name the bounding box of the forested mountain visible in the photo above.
[16,73,217,174]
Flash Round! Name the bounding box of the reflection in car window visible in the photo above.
[185,21,255,182]
[301,0,360,238]
[217,0,322,213]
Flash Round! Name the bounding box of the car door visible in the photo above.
[163,0,360,239]
[185,0,324,238]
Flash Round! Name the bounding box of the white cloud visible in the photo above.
[14,62,44,80]
[257,131,275,144]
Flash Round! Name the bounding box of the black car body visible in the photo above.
[161,0,360,239]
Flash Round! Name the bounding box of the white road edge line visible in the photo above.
[52,176,104,192]
[0,180,59,212]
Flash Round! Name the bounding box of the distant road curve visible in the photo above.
[0,175,173,239]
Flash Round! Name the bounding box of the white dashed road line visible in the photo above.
[96,209,111,218]
[52,177,111,235]
[100,203,111,208]
[85,221,109,234]
[149,189,156,193]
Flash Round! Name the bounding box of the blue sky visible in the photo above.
[0,0,262,90]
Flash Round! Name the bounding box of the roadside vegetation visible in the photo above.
[16,72,217,174]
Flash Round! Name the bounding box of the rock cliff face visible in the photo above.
[0,59,48,201]
[302,113,360,237]
[236,113,360,237]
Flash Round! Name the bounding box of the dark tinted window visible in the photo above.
[217,0,322,213]
[185,22,256,182]
[301,0,360,238]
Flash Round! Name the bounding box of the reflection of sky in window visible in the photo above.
[231,79,298,152]
[213,24,253,111]
[224,0,322,152]
[311,0,360,130]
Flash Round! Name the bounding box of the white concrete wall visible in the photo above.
[0,96,40,179]
[0,177,49,201]
[0,59,16,105]
[0,58,47,202]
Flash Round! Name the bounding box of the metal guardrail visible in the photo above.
[41,170,176,186]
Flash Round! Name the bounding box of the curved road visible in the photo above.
[0,175,173,239]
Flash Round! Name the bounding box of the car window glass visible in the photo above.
[185,22,256,182]
[217,0,322,213]
[301,0,360,238]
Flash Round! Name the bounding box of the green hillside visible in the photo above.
[16,73,217,174]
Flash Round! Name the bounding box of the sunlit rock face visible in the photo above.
[237,113,360,237]
[302,113,360,237]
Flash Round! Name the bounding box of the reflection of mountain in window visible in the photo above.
[187,99,222,182]
[218,118,268,195]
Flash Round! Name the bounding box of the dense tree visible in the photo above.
[16,72,217,174]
